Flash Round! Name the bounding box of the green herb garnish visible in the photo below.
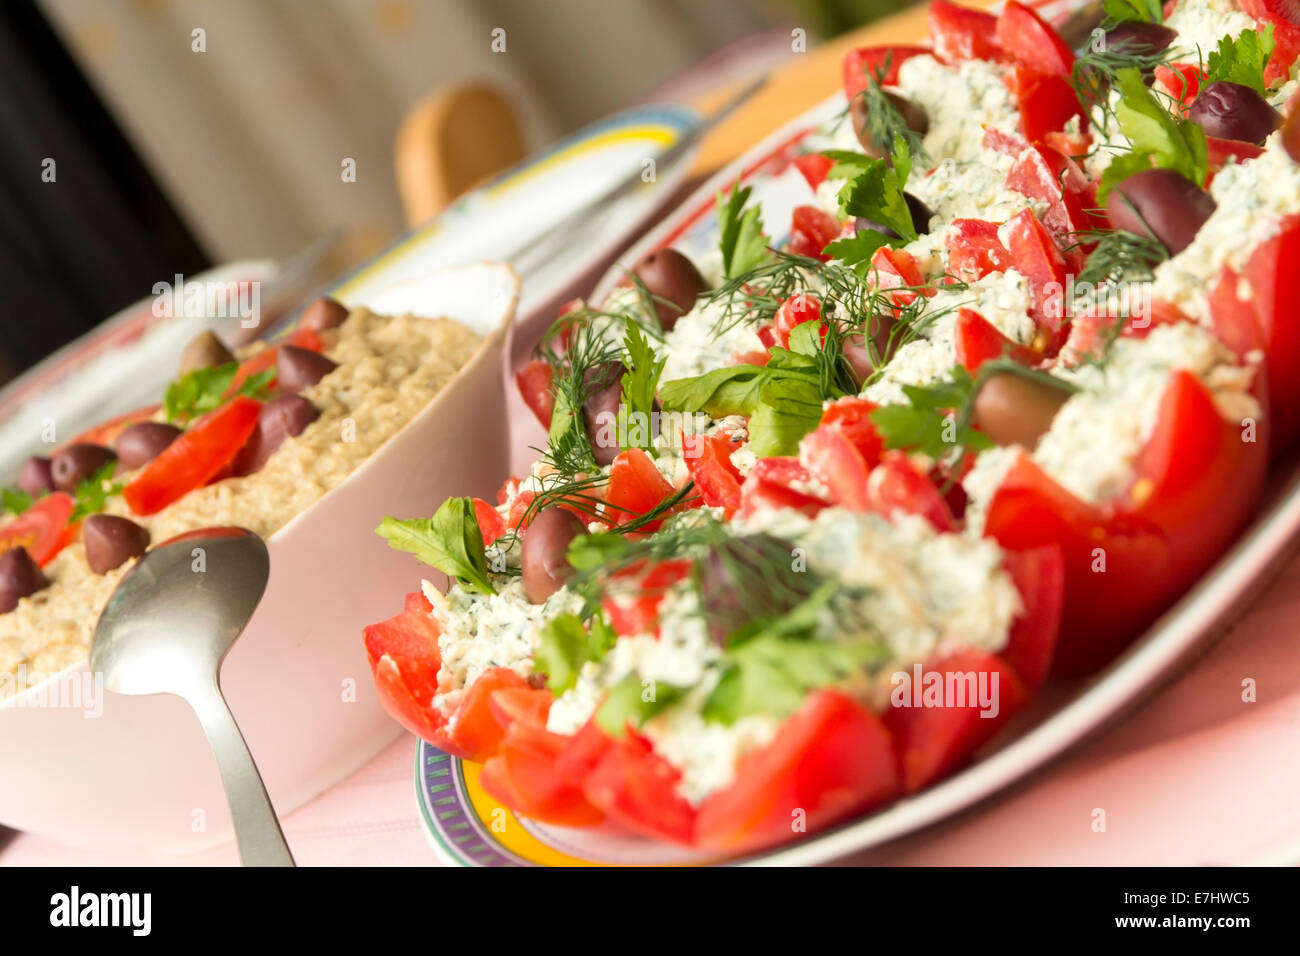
[1097,67,1208,202]
[717,183,771,279]
[164,362,274,425]
[1205,25,1275,95]
[376,497,496,596]
[1,487,33,516]
[70,461,123,522]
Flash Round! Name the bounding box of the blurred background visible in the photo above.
[0,0,914,382]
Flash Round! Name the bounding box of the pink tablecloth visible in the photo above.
[5,548,1300,867]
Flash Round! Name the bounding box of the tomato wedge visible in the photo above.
[480,721,605,827]
[883,650,1025,791]
[682,432,744,516]
[996,1,1074,77]
[928,0,1004,65]
[953,308,1039,371]
[227,327,323,396]
[945,219,1012,282]
[582,732,698,845]
[122,396,261,516]
[695,690,900,853]
[0,492,76,566]
[516,359,555,428]
[981,371,1266,675]
[605,448,675,530]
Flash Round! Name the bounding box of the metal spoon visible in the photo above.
[91,527,295,867]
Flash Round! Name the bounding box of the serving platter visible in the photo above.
[414,14,1300,865]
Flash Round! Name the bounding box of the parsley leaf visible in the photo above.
[596,672,685,735]
[164,362,274,424]
[70,461,123,522]
[824,134,916,273]
[2,487,33,516]
[1098,67,1208,202]
[704,631,889,724]
[1205,25,1274,95]
[376,497,496,596]
[534,612,616,694]
[747,378,825,457]
[1102,0,1163,25]
[618,322,665,455]
[717,184,770,279]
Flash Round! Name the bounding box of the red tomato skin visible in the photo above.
[821,396,885,464]
[945,219,1013,282]
[1012,67,1088,143]
[928,0,1004,65]
[363,591,450,746]
[695,690,900,852]
[516,360,555,428]
[842,45,929,98]
[444,667,531,763]
[1212,215,1300,453]
[999,546,1064,688]
[865,451,957,532]
[472,498,507,544]
[868,247,928,306]
[1154,63,1202,106]
[1001,209,1068,332]
[582,735,698,845]
[64,405,160,451]
[479,721,605,827]
[953,308,1038,371]
[123,396,262,516]
[682,432,744,516]
[982,371,1265,675]
[792,153,834,192]
[1206,137,1265,182]
[601,558,693,637]
[883,650,1026,792]
[1239,0,1300,85]
[786,206,842,262]
[1006,144,1097,249]
[773,293,823,347]
[0,492,76,566]
[739,457,830,519]
[605,448,674,530]
[800,424,872,511]
[996,1,1074,76]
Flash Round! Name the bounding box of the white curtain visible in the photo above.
[39,0,778,267]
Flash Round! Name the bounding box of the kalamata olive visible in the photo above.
[18,456,55,497]
[82,514,150,574]
[1285,106,1300,164]
[842,314,899,386]
[632,249,708,332]
[521,507,585,604]
[0,547,49,613]
[232,395,320,476]
[299,296,349,332]
[973,373,1070,449]
[856,192,931,239]
[1106,168,1216,255]
[178,330,235,377]
[276,345,338,394]
[1103,21,1177,56]
[849,91,928,157]
[50,443,116,493]
[1189,81,1282,145]
[115,421,182,470]
[581,361,626,467]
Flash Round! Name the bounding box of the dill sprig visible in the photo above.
[1070,227,1168,287]
[852,58,928,164]
[1071,32,1178,134]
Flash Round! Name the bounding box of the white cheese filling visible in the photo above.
[964,323,1260,520]
[862,269,1036,406]
[428,577,583,717]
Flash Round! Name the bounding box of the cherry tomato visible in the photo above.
[772,293,823,348]
[785,206,842,262]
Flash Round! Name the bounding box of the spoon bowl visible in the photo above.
[91,527,294,866]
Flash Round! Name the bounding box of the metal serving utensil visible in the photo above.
[90,527,294,867]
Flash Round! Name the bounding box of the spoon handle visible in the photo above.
[192,684,296,867]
